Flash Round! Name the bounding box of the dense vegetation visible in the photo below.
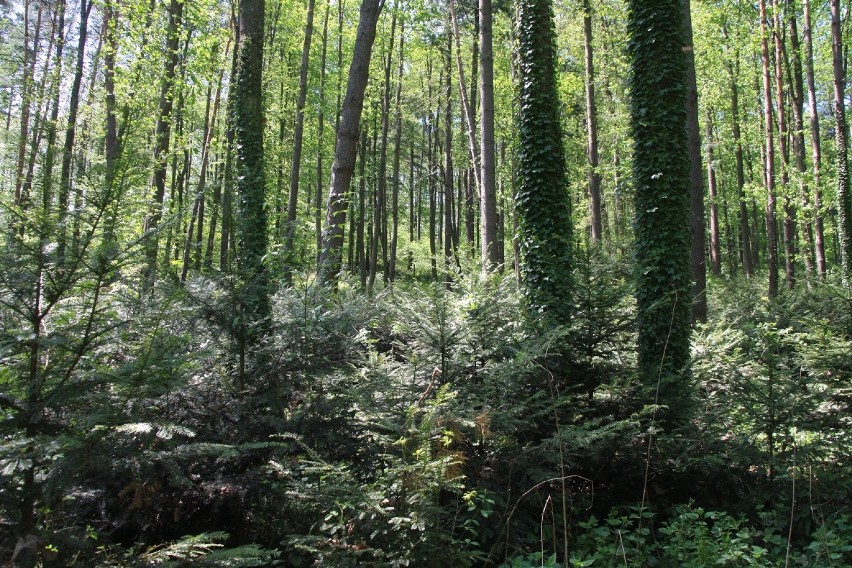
[1,0,851,566]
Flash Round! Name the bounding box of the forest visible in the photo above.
[1,0,851,564]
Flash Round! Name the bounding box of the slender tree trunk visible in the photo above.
[41,0,67,216]
[389,20,404,282]
[316,0,331,266]
[787,2,815,286]
[285,0,316,274]
[705,112,722,277]
[684,0,707,322]
[449,0,482,199]
[183,77,223,282]
[803,0,826,279]
[760,0,779,297]
[831,0,852,283]
[57,0,91,265]
[369,7,397,292]
[205,37,232,268]
[773,0,796,289]
[318,0,384,286]
[143,0,183,287]
[14,2,39,207]
[725,45,753,276]
[444,26,456,279]
[583,0,603,244]
[479,0,499,268]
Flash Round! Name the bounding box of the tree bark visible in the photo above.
[318,0,384,286]
[234,0,270,331]
[706,112,721,277]
[760,0,779,297]
[57,0,92,265]
[724,39,753,276]
[479,0,499,269]
[285,0,316,274]
[773,0,796,289]
[142,0,183,287]
[830,0,852,284]
[803,0,826,279]
[389,19,404,282]
[683,0,707,322]
[787,2,815,286]
[583,0,603,244]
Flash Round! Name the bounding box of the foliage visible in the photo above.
[626,0,693,425]
[515,0,574,323]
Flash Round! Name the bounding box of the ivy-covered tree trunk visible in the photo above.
[234,0,269,385]
[627,0,692,420]
[516,0,573,321]
[830,0,852,284]
[318,0,383,286]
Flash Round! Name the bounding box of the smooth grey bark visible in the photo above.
[318,0,384,286]
[285,0,316,273]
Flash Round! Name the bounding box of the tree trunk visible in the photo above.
[285,0,316,274]
[803,0,826,279]
[57,0,92,265]
[234,0,270,337]
[684,0,706,322]
[787,1,815,287]
[41,0,67,216]
[627,0,692,424]
[316,0,331,267]
[773,0,796,289]
[142,0,183,287]
[444,26,456,280]
[760,0,779,297]
[479,0,499,268]
[318,0,384,286]
[706,112,721,277]
[830,0,852,284]
[517,0,574,321]
[583,0,603,244]
[389,19,404,282]
[725,41,753,276]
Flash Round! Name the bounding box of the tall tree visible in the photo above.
[284,0,316,274]
[773,0,795,289]
[684,0,706,322]
[787,0,815,285]
[233,0,269,384]
[830,0,852,284]
[583,0,603,244]
[760,0,779,297]
[56,0,92,264]
[516,0,573,320]
[142,0,183,287]
[479,0,499,268]
[723,26,753,277]
[803,0,826,279]
[627,0,692,421]
[318,0,384,285]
